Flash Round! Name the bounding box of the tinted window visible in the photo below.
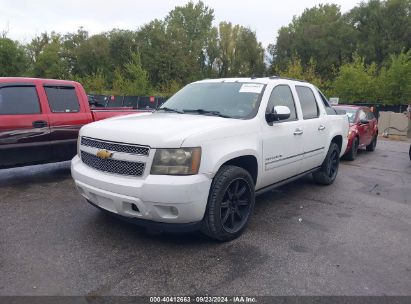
[296,86,319,119]
[367,110,375,120]
[317,89,336,115]
[0,86,40,115]
[44,86,80,113]
[266,85,297,122]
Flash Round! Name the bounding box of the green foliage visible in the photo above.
[346,0,411,65]
[270,4,356,78]
[378,51,411,104]
[332,54,379,103]
[77,70,108,94]
[112,53,150,96]
[0,38,28,76]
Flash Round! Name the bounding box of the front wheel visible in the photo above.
[366,135,377,151]
[201,165,255,241]
[344,137,358,161]
[313,142,340,185]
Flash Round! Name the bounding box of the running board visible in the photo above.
[255,167,320,196]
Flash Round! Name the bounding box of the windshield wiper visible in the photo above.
[182,109,231,118]
[157,107,185,114]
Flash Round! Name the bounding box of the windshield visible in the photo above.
[159,82,265,119]
[338,107,357,123]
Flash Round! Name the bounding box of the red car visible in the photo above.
[334,105,378,160]
[0,77,148,169]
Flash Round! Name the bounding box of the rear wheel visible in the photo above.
[313,142,340,185]
[345,137,358,161]
[201,165,255,241]
[366,135,377,151]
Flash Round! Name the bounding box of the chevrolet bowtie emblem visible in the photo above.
[96,149,113,160]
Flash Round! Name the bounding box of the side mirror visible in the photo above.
[359,119,369,125]
[266,105,291,123]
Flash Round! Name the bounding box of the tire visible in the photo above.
[344,137,358,161]
[201,165,255,241]
[313,142,340,185]
[366,135,377,151]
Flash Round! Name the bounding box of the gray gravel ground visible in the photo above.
[0,138,410,296]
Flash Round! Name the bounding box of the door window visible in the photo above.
[44,86,80,113]
[266,85,297,122]
[358,110,367,122]
[296,86,319,119]
[366,111,375,120]
[0,86,40,115]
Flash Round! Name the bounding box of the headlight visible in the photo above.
[151,148,201,175]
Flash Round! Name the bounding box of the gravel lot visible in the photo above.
[1,138,410,296]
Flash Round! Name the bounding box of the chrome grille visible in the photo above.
[81,137,149,156]
[81,151,145,176]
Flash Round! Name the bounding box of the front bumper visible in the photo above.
[71,156,212,225]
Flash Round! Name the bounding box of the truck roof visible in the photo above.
[0,77,79,85]
[195,76,309,85]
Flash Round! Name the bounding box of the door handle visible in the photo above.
[32,120,48,128]
[318,125,326,131]
[294,128,304,135]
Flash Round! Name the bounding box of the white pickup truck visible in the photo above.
[71,77,348,241]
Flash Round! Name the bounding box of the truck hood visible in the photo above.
[81,112,250,148]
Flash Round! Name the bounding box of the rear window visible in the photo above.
[0,85,41,115]
[296,86,319,119]
[317,89,336,115]
[44,86,80,113]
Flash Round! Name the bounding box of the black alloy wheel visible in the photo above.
[201,165,255,241]
[220,178,252,234]
[313,142,340,185]
[328,149,339,180]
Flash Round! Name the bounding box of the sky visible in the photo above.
[1,0,361,47]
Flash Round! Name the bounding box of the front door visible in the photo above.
[0,83,51,168]
[261,85,304,188]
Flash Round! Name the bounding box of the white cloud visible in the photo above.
[1,0,361,47]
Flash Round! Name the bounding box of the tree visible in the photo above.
[0,38,28,76]
[214,22,265,77]
[378,51,411,104]
[112,53,150,96]
[346,0,411,66]
[32,34,70,79]
[269,4,356,78]
[77,69,108,94]
[332,54,378,103]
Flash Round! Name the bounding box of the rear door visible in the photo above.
[42,83,92,162]
[295,85,328,173]
[0,82,51,168]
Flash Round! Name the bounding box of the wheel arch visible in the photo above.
[213,152,259,185]
[331,134,343,153]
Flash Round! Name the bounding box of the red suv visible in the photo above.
[334,105,378,160]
